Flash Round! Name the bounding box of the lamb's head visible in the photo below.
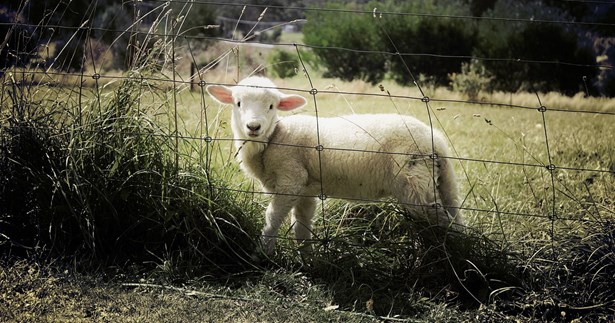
[206,77,307,142]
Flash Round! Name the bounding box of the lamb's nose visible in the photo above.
[247,123,261,131]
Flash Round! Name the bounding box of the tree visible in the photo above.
[303,3,386,84]
[382,1,476,85]
[476,0,597,94]
[466,0,497,17]
[304,0,476,85]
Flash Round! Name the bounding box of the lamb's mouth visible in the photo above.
[247,132,260,138]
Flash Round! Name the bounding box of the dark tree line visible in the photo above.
[303,0,615,96]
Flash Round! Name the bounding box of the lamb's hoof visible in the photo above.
[250,244,274,264]
[250,251,263,263]
[294,243,312,263]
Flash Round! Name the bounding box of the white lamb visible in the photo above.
[206,76,464,255]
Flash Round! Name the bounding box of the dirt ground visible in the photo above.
[1,260,381,323]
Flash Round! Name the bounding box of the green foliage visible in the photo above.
[303,0,603,95]
[303,1,474,84]
[175,2,219,38]
[303,3,386,84]
[304,1,476,85]
[475,1,597,95]
[449,59,493,101]
[296,48,322,72]
[217,0,306,24]
[21,0,219,72]
[52,36,89,72]
[382,1,477,85]
[255,29,283,44]
[268,49,299,78]
[468,0,497,17]
[92,3,157,70]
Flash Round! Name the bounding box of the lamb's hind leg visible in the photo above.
[291,197,317,252]
[393,169,454,228]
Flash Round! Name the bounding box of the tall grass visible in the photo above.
[0,8,261,273]
[4,76,257,271]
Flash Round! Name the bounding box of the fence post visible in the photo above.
[190,62,196,92]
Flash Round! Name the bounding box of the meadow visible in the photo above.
[2,37,615,321]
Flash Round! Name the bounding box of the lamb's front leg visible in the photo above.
[291,197,317,252]
[261,195,297,255]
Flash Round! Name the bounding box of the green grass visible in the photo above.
[3,65,614,320]
[177,68,615,318]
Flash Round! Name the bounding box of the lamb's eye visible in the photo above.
[237,101,241,107]
[269,104,273,110]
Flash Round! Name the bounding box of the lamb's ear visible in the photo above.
[206,85,234,104]
[278,94,307,111]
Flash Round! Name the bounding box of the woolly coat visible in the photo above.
[237,113,461,219]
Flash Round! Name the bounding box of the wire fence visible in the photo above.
[2,0,615,249]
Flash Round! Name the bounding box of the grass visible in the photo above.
[1,259,384,322]
[2,10,615,321]
[147,65,615,319]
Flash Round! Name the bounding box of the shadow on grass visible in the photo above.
[261,205,515,318]
[268,204,614,321]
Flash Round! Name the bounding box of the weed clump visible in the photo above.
[0,75,258,274]
[270,204,513,317]
[268,49,299,79]
[503,221,615,321]
[448,59,493,101]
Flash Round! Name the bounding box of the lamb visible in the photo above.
[206,76,464,255]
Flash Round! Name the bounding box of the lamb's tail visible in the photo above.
[437,157,465,227]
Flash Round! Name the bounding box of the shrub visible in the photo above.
[303,3,386,84]
[303,0,601,96]
[476,1,598,95]
[257,29,282,44]
[268,49,299,78]
[52,36,88,72]
[382,1,477,86]
[303,1,476,85]
[175,2,219,38]
[449,59,493,101]
[91,4,134,70]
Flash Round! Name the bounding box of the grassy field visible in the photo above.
[2,42,615,321]
[184,70,615,231]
